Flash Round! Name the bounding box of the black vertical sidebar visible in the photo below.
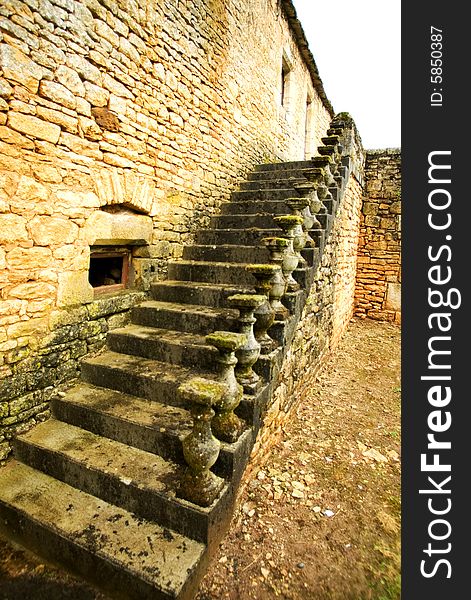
[402,1,468,598]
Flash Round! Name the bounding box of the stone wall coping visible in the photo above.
[366,148,402,156]
[281,0,335,118]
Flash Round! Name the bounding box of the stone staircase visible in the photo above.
[0,120,351,599]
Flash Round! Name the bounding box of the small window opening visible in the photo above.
[304,96,314,158]
[281,58,290,107]
[89,248,130,294]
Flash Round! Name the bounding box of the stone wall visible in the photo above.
[354,149,401,322]
[246,168,364,474]
[0,0,333,454]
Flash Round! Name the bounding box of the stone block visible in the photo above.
[0,43,43,93]
[78,115,102,140]
[0,214,28,243]
[0,77,13,99]
[39,80,76,110]
[82,210,153,246]
[92,107,120,131]
[36,106,78,134]
[384,282,401,312]
[6,247,52,270]
[83,81,109,107]
[28,215,79,246]
[57,270,94,307]
[7,111,61,143]
[55,65,85,97]
[66,53,102,85]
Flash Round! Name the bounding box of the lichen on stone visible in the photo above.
[227,294,266,308]
[178,377,227,406]
[206,331,247,351]
[262,237,290,248]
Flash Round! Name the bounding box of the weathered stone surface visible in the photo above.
[66,53,102,84]
[56,271,93,307]
[0,214,29,243]
[0,43,43,93]
[39,80,76,110]
[91,107,119,132]
[0,78,13,99]
[83,81,109,107]
[77,115,102,140]
[55,65,85,97]
[6,247,52,270]
[7,111,61,143]
[81,210,153,246]
[36,106,78,134]
[28,215,79,246]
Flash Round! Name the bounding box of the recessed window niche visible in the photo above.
[89,247,131,294]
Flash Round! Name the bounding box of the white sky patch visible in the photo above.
[292,0,401,149]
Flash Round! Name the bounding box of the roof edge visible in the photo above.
[280,0,335,118]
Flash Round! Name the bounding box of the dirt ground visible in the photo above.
[0,318,400,600]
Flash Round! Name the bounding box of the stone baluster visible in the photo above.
[261,237,290,320]
[178,377,227,507]
[246,264,281,354]
[273,215,303,292]
[311,156,336,186]
[303,168,330,212]
[205,331,246,443]
[286,197,317,255]
[227,294,266,395]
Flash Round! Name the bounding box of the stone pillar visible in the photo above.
[273,215,303,292]
[205,331,247,443]
[246,264,281,354]
[227,294,266,395]
[178,377,227,507]
[262,237,290,320]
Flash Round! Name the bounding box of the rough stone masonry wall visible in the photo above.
[0,0,333,458]
[246,170,364,475]
[355,149,401,323]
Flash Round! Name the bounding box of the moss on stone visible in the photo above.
[227,294,266,308]
[262,237,290,248]
[206,331,247,351]
[274,215,303,226]
[179,377,227,406]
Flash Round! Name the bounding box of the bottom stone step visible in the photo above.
[0,461,205,600]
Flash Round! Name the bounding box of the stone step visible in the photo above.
[196,228,285,246]
[220,198,333,216]
[254,160,316,172]
[183,245,316,267]
[168,260,311,289]
[51,383,253,481]
[13,419,231,546]
[81,350,212,407]
[132,300,238,335]
[0,460,205,600]
[107,325,217,370]
[230,188,299,201]
[247,167,325,181]
[211,213,282,230]
[167,260,260,286]
[183,244,270,264]
[220,198,292,215]
[239,177,307,191]
[151,280,255,307]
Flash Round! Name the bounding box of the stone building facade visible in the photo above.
[355,149,401,323]
[0,0,337,459]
